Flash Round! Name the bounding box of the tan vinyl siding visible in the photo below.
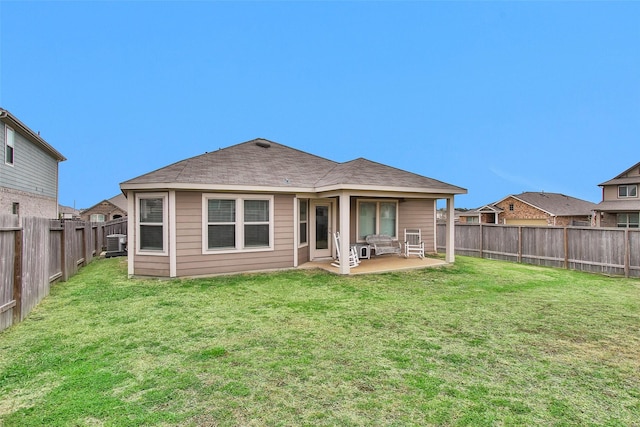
[397,199,436,252]
[603,186,619,201]
[175,192,295,277]
[134,255,170,277]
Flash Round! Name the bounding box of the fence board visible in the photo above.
[437,223,640,278]
[0,215,19,331]
[20,217,50,321]
[0,216,129,332]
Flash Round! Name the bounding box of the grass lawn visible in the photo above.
[0,256,639,426]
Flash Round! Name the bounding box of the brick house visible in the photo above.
[459,192,596,226]
[79,194,127,222]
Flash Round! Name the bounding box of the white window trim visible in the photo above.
[135,192,169,256]
[202,194,275,254]
[618,184,638,199]
[356,199,399,242]
[5,125,15,166]
[298,199,309,248]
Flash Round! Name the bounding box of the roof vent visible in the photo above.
[256,140,271,148]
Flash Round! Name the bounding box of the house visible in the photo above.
[80,193,128,222]
[120,138,466,277]
[459,192,596,226]
[59,204,80,220]
[592,162,640,228]
[0,108,66,219]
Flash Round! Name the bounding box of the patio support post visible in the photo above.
[339,192,351,275]
[446,196,455,263]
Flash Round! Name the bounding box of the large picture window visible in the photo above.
[203,195,273,252]
[357,200,397,240]
[137,193,168,254]
[618,185,638,198]
[617,213,639,228]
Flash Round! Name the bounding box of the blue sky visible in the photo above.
[1,1,638,210]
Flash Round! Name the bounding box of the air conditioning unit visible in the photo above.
[105,234,127,258]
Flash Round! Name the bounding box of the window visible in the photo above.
[5,125,14,166]
[203,195,273,252]
[299,199,308,246]
[137,194,167,254]
[90,214,106,222]
[618,185,638,198]
[509,203,514,211]
[12,203,19,215]
[617,213,639,228]
[357,200,397,240]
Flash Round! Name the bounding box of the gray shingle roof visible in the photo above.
[599,162,640,186]
[594,200,640,212]
[122,139,466,194]
[511,192,597,216]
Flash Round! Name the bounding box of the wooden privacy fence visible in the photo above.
[0,215,128,332]
[437,223,640,278]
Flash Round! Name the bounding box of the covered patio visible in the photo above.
[300,254,448,275]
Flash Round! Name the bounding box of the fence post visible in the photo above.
[12,229,22,323]
[61,222,68,281]
[624,228,630,278]
[479,224,483,259]
[517,226,522,264]
[563,227,569,270]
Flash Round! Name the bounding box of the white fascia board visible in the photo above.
[120,182,468,197]
[120,182,314,193]
[316,184,467,198]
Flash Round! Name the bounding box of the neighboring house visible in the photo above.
[459,192,596,226]
[593,162,640,228]
[59,204,80,220]
[80,193,128,222]
[0,108,66,219]
[436,208,466,223]
[120,138,466,277]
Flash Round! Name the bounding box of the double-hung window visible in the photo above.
[204,195,273,252]
[5,125,15,166]
[137,193,168,255]
[618,185,638,198]
[357,200,398,240]
[90,214,106,223]
[299,199,308,246]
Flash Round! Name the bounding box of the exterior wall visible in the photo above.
[348,197,436,252]
[174,191,295,277]
[495,197,552,225]
[1,123,60,218]
[1,123,59,199]
[0,186,58,219]
[80,202,127,222]
[298,245,310,264]
[397,199,436,252]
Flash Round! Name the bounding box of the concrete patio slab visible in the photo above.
[300,255,448,275]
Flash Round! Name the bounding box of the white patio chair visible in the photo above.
[331,232,360,268]
[404,228,424,259]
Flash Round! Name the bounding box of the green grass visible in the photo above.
[1,256,639,426]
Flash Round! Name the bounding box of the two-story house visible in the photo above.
[0,108,66,219]
[593,162,640,228]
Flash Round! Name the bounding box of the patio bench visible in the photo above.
[365,234,401,256]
